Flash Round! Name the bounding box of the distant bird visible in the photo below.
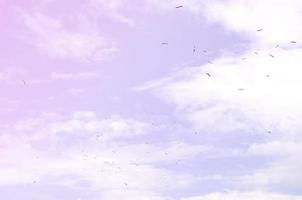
[267,131,272,134]
[241,57,247,60]
[290,41,297,43]
[206,73,211,77]
[161,42,168,45]
[269,54,275,58]
[193,45,196,53]
[207,61,213,64]
[275,44,279,48]
[266,74,270,77]
[238,88,244,91]
[254,52,259,55]
[175,5,183,8]
[22,80,26,85]
[257,29,263,32]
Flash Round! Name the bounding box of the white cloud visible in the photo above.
[90,0,139,28]
[204,0,302,46]
[22,12,117,62]
[242,140,302,190]
[116,141,212,164]
[94,190,173,200]
[138,47,302,193]
[0,111,204,199]
[247,141,301,157]
[136,0,302,193]
[12,112,150,142]
[139,47,302,135]
[50,72,99,81]
[146,0,302,47]
[182,191,302,200]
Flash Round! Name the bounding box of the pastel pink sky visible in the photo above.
[1,0,302,200]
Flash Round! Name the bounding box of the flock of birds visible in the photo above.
[159,5,298,136]
[160,5,298,88]
[27,4,300,187]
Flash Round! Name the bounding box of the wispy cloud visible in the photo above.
[0,72,9,81]
[0,111,203,199]
[50,72,99,81]
[145,0,204,14]
[182,191,302,200]
[68,88,87,96]
[21,12,117,62]
[90,0,139,28]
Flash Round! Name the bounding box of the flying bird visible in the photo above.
[238,88,244,91]
[193,45,196,53]
[269,54,275,58]
[175,5,183,8]
[161,42,168,45]
[257,29,263,32]
[206,73,211,77]
[22,80,26,85]
[290,41,297,43]
[275,44,279,48]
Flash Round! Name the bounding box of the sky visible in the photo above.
[1,0,302,199]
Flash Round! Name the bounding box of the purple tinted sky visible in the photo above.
[1,0,302,200]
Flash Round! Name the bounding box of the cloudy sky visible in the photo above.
[1,0,302,199]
